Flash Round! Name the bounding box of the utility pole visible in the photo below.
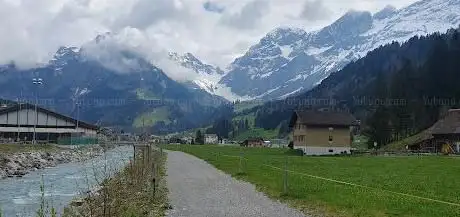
[76,101,80,130]
[17,93,22,142]
[142,118,146,143]
[32,77,43,145]
[71,101,80,146]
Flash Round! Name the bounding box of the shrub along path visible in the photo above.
[165,151,307,217]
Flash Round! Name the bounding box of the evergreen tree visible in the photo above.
[366,106,392,148]
[195,130,204,145]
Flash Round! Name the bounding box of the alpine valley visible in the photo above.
[1,0,460,135]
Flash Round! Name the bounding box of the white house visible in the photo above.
[204,134,218,144]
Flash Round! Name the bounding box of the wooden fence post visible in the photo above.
[283,156,288,195]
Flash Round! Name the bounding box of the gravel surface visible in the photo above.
[165,151,308,217]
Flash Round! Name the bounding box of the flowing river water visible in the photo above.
[0,145,134,217]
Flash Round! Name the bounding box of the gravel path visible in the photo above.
[165,151,308,217]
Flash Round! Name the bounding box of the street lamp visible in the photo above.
[72,101,80,146]
[76,101,80,131]
[32,77,43,145]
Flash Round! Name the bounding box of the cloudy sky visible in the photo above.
[0,0,419,69]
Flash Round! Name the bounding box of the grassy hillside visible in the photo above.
[135,88,161,100]
[232,112,256,125]
[133,107,171,128]
[233,127,280,141]
[233,101,263,114]
[163,145,460,217]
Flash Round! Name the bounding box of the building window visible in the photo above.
[328,127,333,142]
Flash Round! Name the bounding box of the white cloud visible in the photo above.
[298,0,332,21]
[0,0,419,72]
[220,0,270,30]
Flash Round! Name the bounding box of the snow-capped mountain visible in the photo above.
[167,52,246,101]
[0,35,229,133]
[168,52,222,93]
[219,0,460,100]
[168,52,224,76]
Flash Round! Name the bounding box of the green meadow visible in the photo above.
[163,145,460,217]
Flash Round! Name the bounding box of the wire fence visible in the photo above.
[27,143,167,217]
[175,146,460,209]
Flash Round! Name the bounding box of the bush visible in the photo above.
[285,148,304,156]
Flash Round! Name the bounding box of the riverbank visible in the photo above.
[64,146,168,217]
[0,144,105,179]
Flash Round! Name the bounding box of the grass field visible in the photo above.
[233,127,280,141]
[0,144,61,153]
[162,145,460,217]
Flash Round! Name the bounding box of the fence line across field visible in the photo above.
[206,151,460,207]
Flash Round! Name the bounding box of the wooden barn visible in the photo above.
[409,109,460,154]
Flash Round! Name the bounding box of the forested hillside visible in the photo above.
[234,27,460,147]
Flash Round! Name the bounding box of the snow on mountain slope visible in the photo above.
[220,0,460,100]
[167,52,247,101]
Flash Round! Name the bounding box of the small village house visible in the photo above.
[181,136,193,144]
[241,138,265,147]
[219,138,229,145]
[289,110,356,155]
[271,138,288,148]
[204,134,218,144]
[409,109,460,153]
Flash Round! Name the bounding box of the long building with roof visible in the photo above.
[0,102,98,144]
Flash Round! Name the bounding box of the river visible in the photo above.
[0,145,134,217]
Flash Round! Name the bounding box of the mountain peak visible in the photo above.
[318,9,373,39]
[220,0,460,100]
[50,46,80,67]
[55,46,79,57]
[267,27,307,37]
[95,32,112,44]
[373,5,397,20]
[340,9,372,21]
[183,52,201,62]
[168,52,224,76]
[262,27,307,46]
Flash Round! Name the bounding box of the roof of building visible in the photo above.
[244,137,264,142]
[289,110,356,127]
[0,103,98,130]
[430,109,460,135]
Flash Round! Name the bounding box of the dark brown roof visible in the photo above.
[0,103,98,130]
[289,110,356,127]
[245,137,264,142]
[430,109,460,135]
